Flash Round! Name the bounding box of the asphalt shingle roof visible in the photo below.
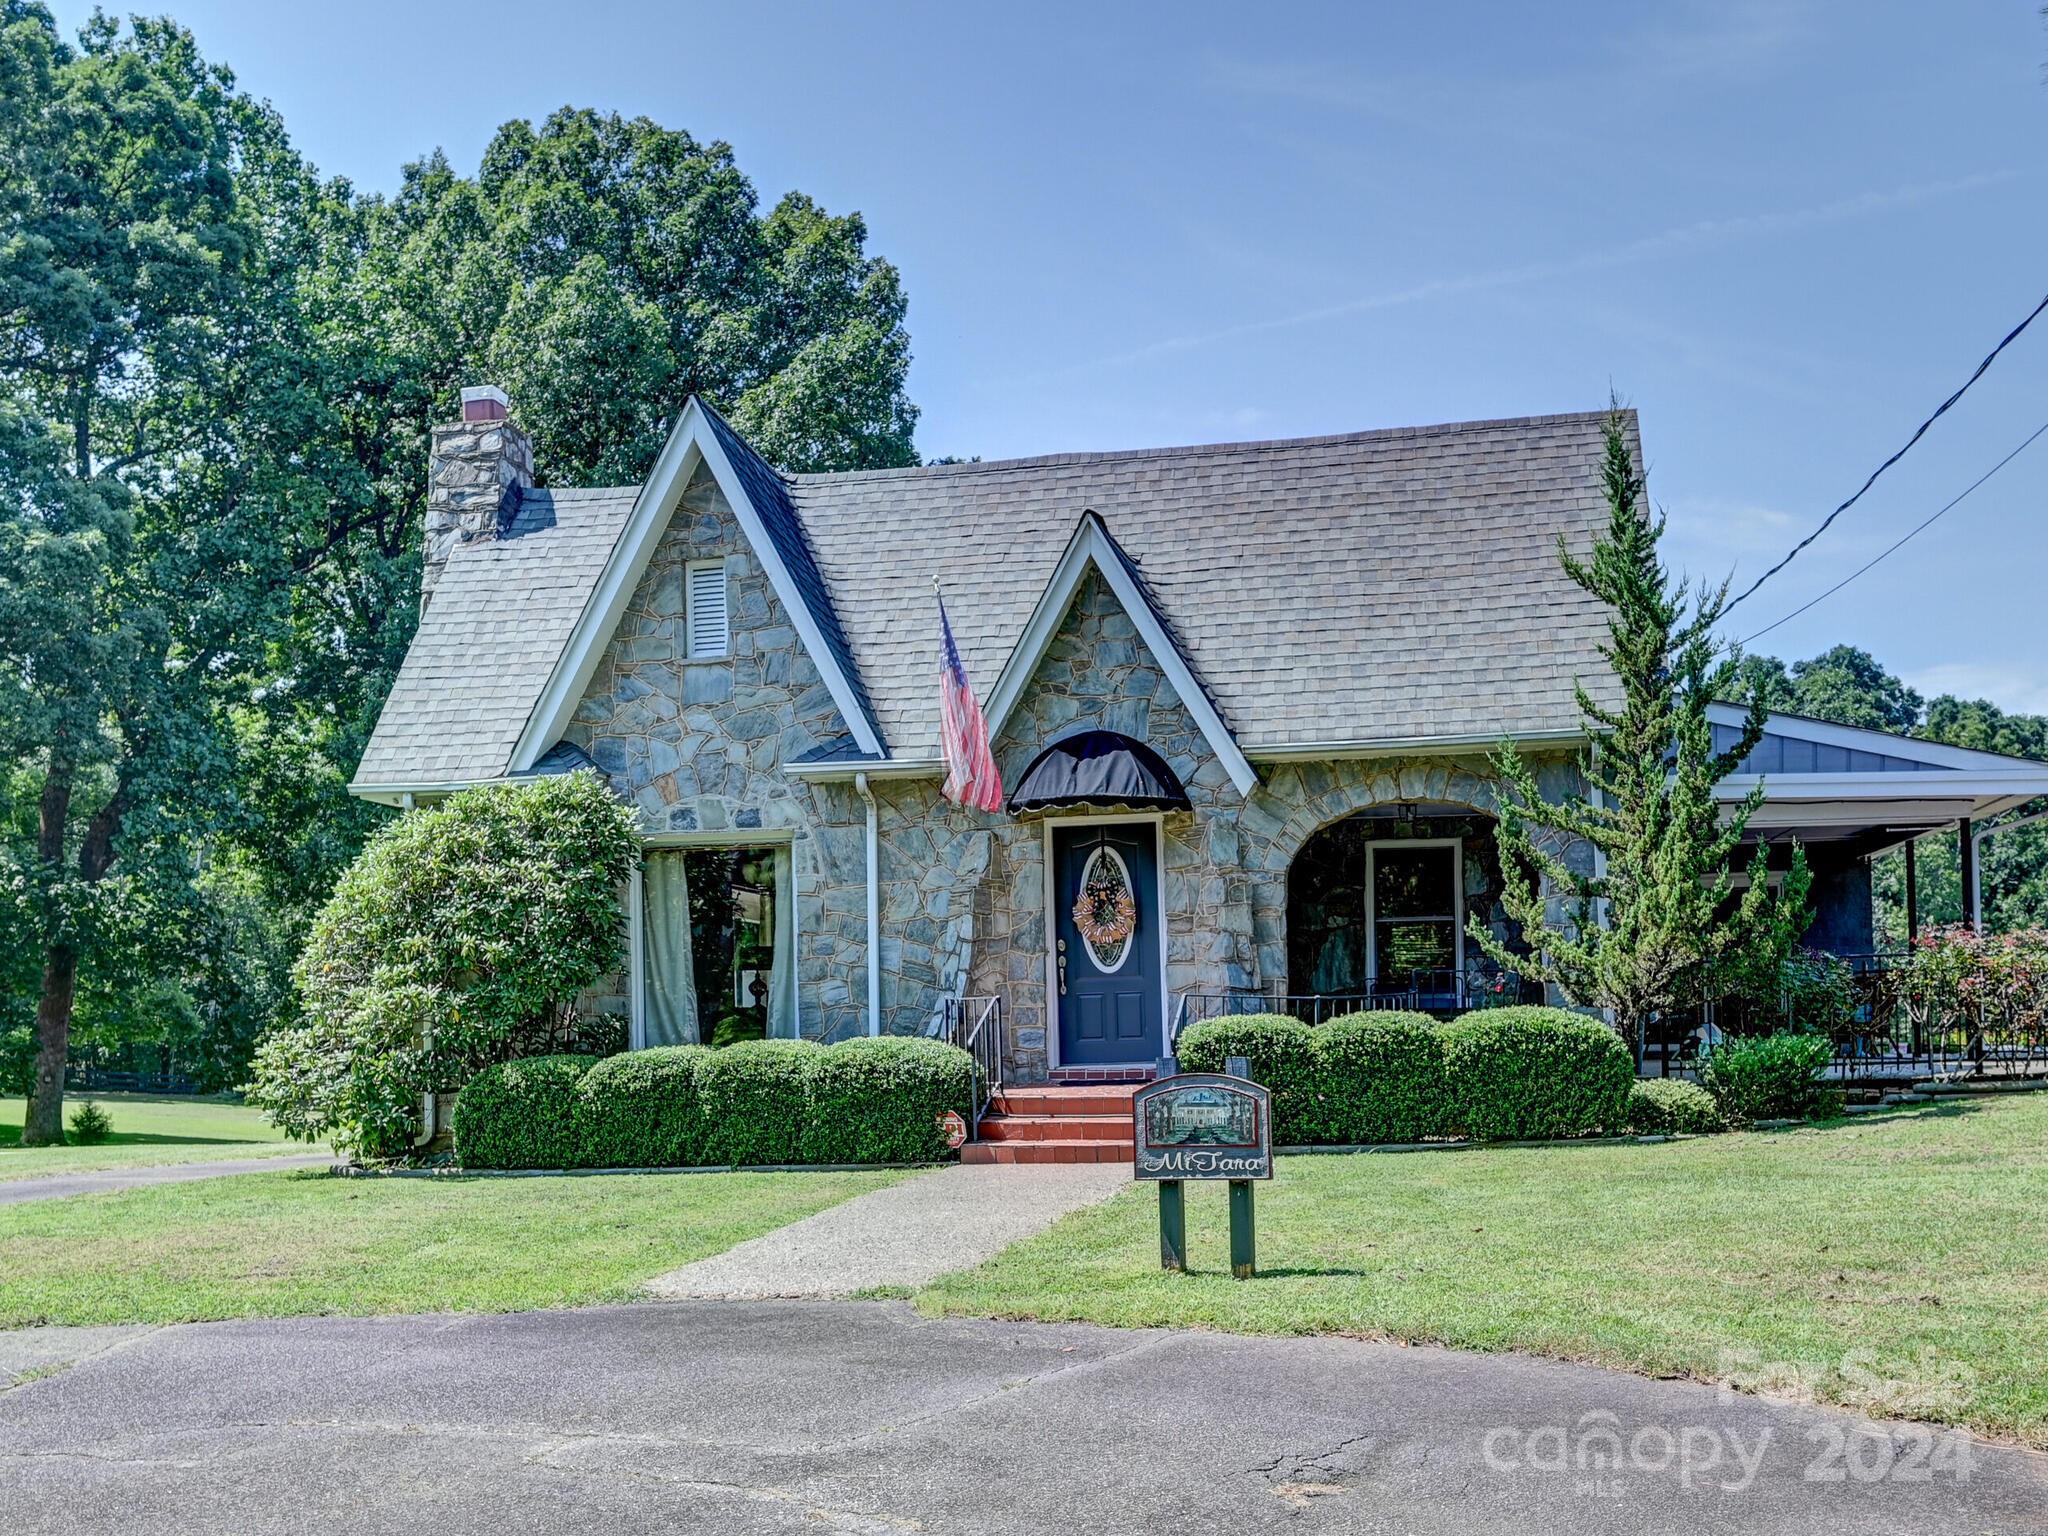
[353,487,637,789]
[354,409,1628,790]
[793,410,1629,754]
[701,400,882,747]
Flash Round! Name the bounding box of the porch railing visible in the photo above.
[1170,971,1532,1046]
[938,993,1003,1137]
[1645,951,2048,1082]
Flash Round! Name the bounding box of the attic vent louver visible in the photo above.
[687,560,729,659]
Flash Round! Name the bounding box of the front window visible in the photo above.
[1369,841,1462,992]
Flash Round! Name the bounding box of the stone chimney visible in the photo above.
[422,385,533,611]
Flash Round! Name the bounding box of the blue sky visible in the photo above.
[56,1,2048,711]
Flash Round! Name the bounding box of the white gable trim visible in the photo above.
[510,398,884,772]
[983,513,1258,797]
[1705,701,2034,773]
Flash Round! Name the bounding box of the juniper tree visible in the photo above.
[1470,408,1810,1051]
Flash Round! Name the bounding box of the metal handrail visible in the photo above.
[941,994,1004,1139]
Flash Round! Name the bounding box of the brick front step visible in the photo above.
[991,1084,1141,1119]
[978,1113,1134,1145]
[961,1139,1134,1165]
[969,1080,1141,1163]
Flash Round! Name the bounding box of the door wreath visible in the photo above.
[1072,850,1138,962]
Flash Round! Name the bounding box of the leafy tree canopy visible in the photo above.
[0,7,921,1135]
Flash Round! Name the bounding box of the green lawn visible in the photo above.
[919,1094,2048,1446]
[0,1093,320,1181]
[0,1165,905,1327]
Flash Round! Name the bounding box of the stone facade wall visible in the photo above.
[568,490,1592,1076]
[563,463,879,1041]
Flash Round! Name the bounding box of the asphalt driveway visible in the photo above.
[1,1301,2040,1535]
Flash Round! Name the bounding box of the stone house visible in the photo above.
[354,388,2048,1151]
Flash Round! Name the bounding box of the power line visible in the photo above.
[1723,287,2048,614]
[1738,415,2048,646]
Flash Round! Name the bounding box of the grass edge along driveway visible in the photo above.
[1,1093,319,1182]
[918,1093,2048,1449]
[0,1165,908,1326]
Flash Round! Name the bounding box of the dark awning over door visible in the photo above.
[1008,730,1192,812]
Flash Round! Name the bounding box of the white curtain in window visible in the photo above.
[769,846,798,1037]
[643,851,700,1046]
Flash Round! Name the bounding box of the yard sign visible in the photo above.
[1131,1064,1271,1278]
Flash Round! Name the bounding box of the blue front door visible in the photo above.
[1053,822,1162,1066]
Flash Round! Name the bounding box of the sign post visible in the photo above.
[1158,1180,1187,1271]
[1228,1178,1256,1279]
[1131,1065,1271,1279]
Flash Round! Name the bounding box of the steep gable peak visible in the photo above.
[510,396,883,771]
[983,511,1256,796]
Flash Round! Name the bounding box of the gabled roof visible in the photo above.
[355,407,1637,800]
[696,401,879,742]
[506,397,885,770]
[352,486,637,794]
[983,511,1257,795]
[791,411,1630,758]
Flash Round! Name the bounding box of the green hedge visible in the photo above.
[575,1046,710,1168]
[1312,1011,1447,1143]
[1701,1032,1840,1124]
[454,1037,975,1170]
[1627,1077,1724,1135]
[1179,1006,1627,1145]
[1439,1006,1634,1140]
[1176,1014,1318,1142]
[451,1055,595,1170]
[801,1037,977,1164]
[692,1039,819,1166]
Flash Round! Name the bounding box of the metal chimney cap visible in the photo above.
[460,384,509,422]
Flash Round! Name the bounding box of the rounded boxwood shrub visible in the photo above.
[695,1039,821,1165]
[1627,1077,1724,1135]
[452,1055,596,1169]
[1310,1011,1448,1144]
[1701,1031,1839,1124]
[1176,1014,1318,1143]
[801,1037,976,1164]
[574,1046,711,1168]
[1439,1006,1633,1140]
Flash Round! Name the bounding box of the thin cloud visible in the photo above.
[1003,171,2013,385]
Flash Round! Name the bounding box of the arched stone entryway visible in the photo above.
[1236,754,1587,1005]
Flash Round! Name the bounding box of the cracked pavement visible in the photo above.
[1,1301,2043,1534]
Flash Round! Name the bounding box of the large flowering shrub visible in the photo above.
[1905,925,2048,1035]
[246,773,640,1159]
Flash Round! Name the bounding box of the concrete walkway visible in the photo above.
[2,1302,2040,1534]
[0,1154,333,1206]
[645,1161,1127,1298]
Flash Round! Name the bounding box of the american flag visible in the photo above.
[937,591,1004,812]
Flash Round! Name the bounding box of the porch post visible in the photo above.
[1958,817,1979,935]
[1903,838,1918,944]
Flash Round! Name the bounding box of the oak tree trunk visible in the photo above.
[21,761,123,1147]
[22,946,77,1145]
[21,763,75,1146]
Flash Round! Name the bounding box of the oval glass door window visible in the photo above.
[1073,845,1137,973]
